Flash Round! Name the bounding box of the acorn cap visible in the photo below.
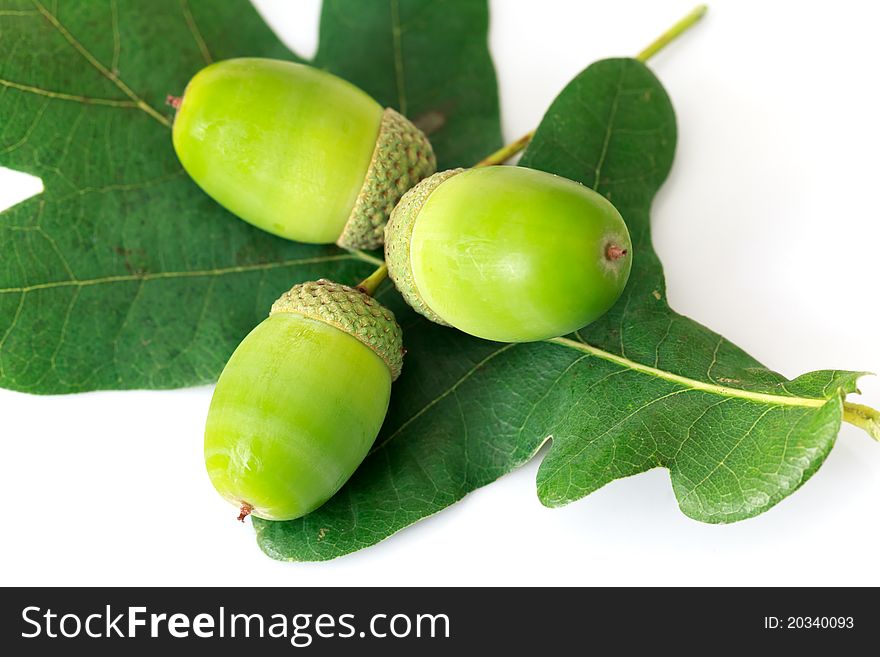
[383,168,464,326]
[337,108,437,250]
[270,280,404,380]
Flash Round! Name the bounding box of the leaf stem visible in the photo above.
[547,336,828,409]
[475,130,535,167]
[547,336,880,442]
[843,402,880,442]
[344,248,385,267]
[479,4,709,166]
[635,4,708,63]
[356,263,388,297]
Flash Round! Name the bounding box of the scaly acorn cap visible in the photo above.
[337,108,437,250]
[384,168,464,326]
[270,279,404,381]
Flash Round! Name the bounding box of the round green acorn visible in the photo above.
[385,166,632,342]
[204,280,403,522]
[172,58,436,249]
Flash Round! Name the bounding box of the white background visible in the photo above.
[2,0,879,586]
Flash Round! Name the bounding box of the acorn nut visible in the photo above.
[204,279,403,522]
[385,166,633,342]
[172,58,436,249]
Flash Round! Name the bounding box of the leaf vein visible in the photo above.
[591,63,626,189]
[0,253,367,294]
[547,336,829,410]
[180,0,212,65]
[0,78,136,108]
[547,388,691,485]
[31,0,171,127]
[389,0,407,115]
[368,343,517,457]
[679,406,777,504]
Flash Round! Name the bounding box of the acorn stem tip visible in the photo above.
[606,245,628,261]
[356,263,389,297]
[237,503,253,522]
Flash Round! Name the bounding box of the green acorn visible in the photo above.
[172,58,436,249]
[204,280,403,522]
[385,166,633,342]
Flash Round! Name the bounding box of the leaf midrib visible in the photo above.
[369,332,860,463]
[389,0,408,115]
[592,63,625,188]
[31,0,171,127]
[0,251,381,295]
[548,336,827,409]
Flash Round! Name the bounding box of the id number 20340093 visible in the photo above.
[764,617,854,630]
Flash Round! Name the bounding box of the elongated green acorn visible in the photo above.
[204,280,403,522]
[385,166,632,342]
[172,58,436,249]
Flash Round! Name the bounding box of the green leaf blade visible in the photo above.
[314,0,501,168]
[671,399,844,523]
[0,0,500,393]
[256,57,875,560]
[255,329,554,562]
[521,58,865,522]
